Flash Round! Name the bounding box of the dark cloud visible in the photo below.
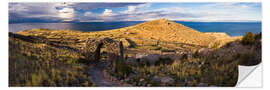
[9,3,63,23]
[9,3,146,23]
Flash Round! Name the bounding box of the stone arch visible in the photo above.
[84,37,124,63]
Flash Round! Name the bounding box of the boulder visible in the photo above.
[136,54,147,59]
[198,83,208,87]
[126,56,137,65]
[139,78,145,82]
[160,76,175,85]
[141,54,161,65]
[198,48,210,55]
[152,75,161,82]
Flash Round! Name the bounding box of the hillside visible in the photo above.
[16,19,240,53]
[9,18,261,87]
[95,19,216,46]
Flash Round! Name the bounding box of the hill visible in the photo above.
[9,18,261,87]
[96,19,216,46]
[16,19,240,53]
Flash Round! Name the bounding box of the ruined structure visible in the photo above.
[84,37,124,63]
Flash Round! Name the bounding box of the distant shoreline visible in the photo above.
[9,21,261,37]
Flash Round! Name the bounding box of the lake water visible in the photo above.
[9,21,261,36]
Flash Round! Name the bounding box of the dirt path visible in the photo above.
[87,62,121,87]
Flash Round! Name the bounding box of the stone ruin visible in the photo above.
[84,37,124,63]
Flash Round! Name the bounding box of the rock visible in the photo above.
[147,84,152,87]
[129,73,136,78]
[187,81,193,86]
[84,38,124,63]
[160,54,174,59]
[123,84,132,87]
[136,54,147,59]
[126,56,137,65]
[198,83,208,87]
[152,75,161,82]
[198,48,210,55]
[124,78,130,82]
[140,78,145,82]
[141,54,161,65]
[132,82,137,86]
[160,76,175,85]
[135,54,162,65]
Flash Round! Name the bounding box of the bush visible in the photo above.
[193,51,200,58]
[242,32,255,45]
[181,53,188,60]
[155,57,173,65]
[254,32,262,40]
[113,61,132,78]
[211,41,220,48]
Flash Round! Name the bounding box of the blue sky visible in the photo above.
[9,2,262,23]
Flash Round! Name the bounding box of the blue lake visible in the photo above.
[9,21,261,36]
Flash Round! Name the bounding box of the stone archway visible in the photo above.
[84,37,124,63]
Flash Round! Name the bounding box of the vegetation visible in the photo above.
[242,32,255,45]
[110,61,133,79]
[239,32,262,66]
[9,33,93,86]
[108,50,239,86]
[9,19,261,87]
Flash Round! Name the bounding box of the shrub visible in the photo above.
[193,51,200,58]
[155,57,173,65]
[181,53,188,60]
[113,61,133,78]
[161,49,175,52]
[242,32,255,45]
[254,32,262,40]
[211,41,220,48]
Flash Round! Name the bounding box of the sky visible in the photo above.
[9,2,262,23]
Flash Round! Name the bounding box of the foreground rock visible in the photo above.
[160,76,175,86]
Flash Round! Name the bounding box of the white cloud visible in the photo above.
[58,8,75,19]
[84,12,92,16]
[102,9,116,16]
[123,6,136,14]
[9,3,261,22]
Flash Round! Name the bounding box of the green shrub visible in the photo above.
[242,32,255,45]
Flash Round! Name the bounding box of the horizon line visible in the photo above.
[9,20,262,24]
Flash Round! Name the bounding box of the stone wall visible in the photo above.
[84,37,124,63]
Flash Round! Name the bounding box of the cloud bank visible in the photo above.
[9,3,262,23]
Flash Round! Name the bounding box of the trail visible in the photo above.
[87,62,121,87]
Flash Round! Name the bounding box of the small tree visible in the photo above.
[242,32,255,45]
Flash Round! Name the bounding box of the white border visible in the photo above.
[2,0,270,90]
